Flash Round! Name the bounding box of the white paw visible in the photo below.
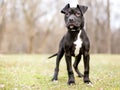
[69,83,75,86]
[87,82,93,87]
[52,80,58,83]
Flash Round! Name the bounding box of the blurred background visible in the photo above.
[0,0,120,54]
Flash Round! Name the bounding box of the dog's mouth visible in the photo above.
[67,24,80,32]
[66,23,79,29]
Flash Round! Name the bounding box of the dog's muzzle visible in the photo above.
[66,22,80,30]
[66,16,80,29]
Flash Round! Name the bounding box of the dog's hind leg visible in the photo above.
[73,54,83,77]
[52,48,64,81]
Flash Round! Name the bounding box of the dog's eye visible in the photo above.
[76,13,80,17]
[65,13,69,16]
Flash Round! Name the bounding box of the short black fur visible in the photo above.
[49,4,92,85]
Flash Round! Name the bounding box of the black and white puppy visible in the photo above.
[49,4,92,85]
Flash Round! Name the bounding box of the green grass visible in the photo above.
[0,54,120,90]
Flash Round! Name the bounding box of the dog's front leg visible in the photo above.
[83,52,91,84]
[65,54,75,85]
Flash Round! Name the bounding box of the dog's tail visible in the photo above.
[48,53,57,59]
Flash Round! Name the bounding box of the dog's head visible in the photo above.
[61,4,88,31]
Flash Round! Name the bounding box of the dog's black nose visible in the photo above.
[69,15,75,22]
[69,18,74,22]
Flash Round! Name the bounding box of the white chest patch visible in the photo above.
[74,30,82,56]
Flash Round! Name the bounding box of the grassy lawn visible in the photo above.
[0,54,120,90]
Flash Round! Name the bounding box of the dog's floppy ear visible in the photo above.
[77,5,88,15]
[61,4,70,14]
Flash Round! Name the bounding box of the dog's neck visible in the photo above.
[67,28,82,40]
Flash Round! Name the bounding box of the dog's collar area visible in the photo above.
[71,29,76,31]
[70,29,82,32]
